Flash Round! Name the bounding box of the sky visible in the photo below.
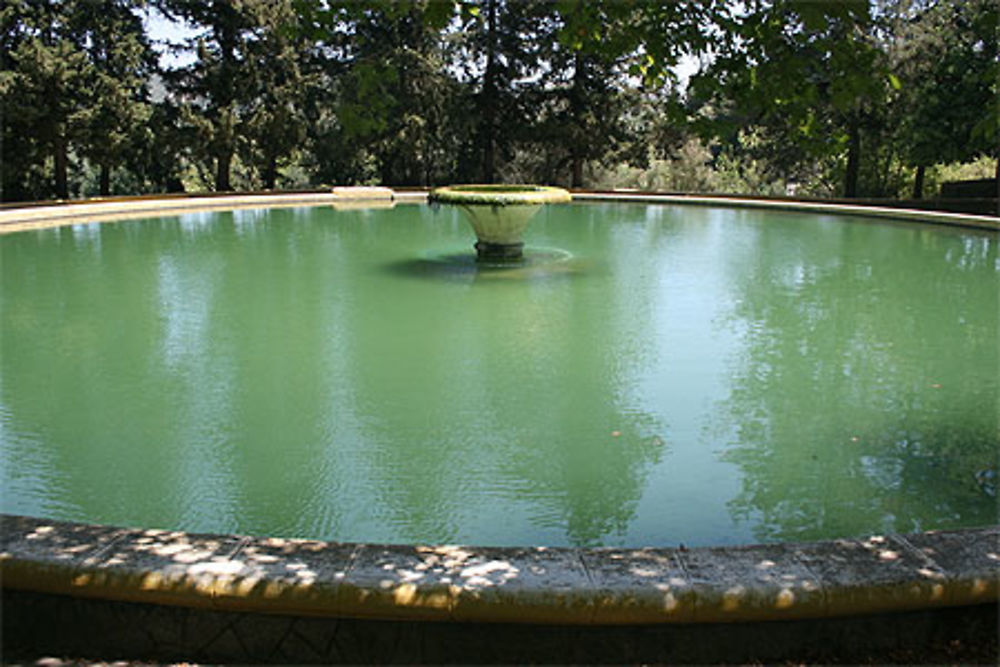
[143,7,199,69]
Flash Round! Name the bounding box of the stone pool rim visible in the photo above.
[2,515,997,626]
[1,190,997,627]
[1,187,999,234]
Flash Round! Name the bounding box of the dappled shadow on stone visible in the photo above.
[2,514,999,663]
[4,515,999,624]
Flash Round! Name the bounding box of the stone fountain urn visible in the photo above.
[428,184,572,261]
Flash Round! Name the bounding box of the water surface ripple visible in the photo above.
[1,203,997,547]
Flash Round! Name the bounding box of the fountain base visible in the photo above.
[475,240,524,261]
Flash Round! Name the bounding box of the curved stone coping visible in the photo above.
[571,191,1000,231]
[429,185,572,207]
[1,189,996,235]
[0,190,429,235]
[1,515,996,626]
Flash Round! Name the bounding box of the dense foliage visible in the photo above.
[1,0,996,202]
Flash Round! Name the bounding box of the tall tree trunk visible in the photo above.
[570,53,585,188]
[480,0,498,183]
[912,164,925,200]
[844,118,860,198]
[995,155,999,217]
[214,16,238,193]
[99,163,111,197]
[263,154,277,190]
[571,152,584,188]
[54,130,69,200]
[215,149,232,191]
[423,137,434,187]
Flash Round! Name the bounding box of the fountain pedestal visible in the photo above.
[429,185,572,261]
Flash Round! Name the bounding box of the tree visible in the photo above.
[527,5,637,188]
[2,2,92,200]
[690,1,887,198]
[131,95,194,194]
[301,1,462,186]
[5,0,995,201]
[70,1,157,196]
[344,4,460,185]
[156,0,256,191]
[451,0,547,183]
[240,0,314,190]
[890,0,999,199]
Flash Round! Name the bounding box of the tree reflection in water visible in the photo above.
[713,219,999,542]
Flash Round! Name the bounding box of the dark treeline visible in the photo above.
[2,0,996,203]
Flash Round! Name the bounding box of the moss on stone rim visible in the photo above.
[429,185,572,207]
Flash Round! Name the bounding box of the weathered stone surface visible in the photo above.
[210,536,358,615]
[448,546,595,624]
[3,514,999,630]
[900,526,1000,605]
[340,544,457,620]
[581,547,695,623]
[0,514,128,593]
[793,534,951,616]
[678,543,825,621]
[0,514,126,561]
[73,526,243,607]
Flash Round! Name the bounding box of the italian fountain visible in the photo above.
[1,187,997,662]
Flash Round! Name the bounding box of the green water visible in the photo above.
[1,203,997,547]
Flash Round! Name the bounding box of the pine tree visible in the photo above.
[70,1,157,196]
[156,0,255,191]
[2,2,92,200]
[241,0,313,190]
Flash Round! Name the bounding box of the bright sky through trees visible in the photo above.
[141,7,197,69]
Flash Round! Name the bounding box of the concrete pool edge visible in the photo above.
[0,189,430,234]
[569,191,1000,231]
[1,188,998,234]
[2,515,997,626]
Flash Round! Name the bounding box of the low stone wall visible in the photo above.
[4,588,995,663]
[570,192,1000,231]
[2,514,998,662]
[2,190,999,235]
[0,189,428,234]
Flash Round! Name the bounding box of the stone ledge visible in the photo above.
[2,515,996,626]
[570,192,1000,231]
[0,190,428,234]
[3,190,997,235]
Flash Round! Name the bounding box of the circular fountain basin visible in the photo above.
[0,191,997,662]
